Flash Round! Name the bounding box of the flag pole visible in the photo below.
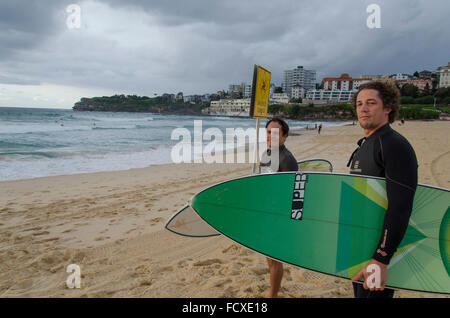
[252,118,261,174]
[249,64,270,174]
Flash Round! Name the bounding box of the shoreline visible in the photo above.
[0,121,449,297]
[0,120,350,183]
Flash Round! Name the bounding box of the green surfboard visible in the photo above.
[165,159,333,238]
[190,172,450,294]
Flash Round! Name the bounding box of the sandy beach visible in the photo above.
[0,120,449,298]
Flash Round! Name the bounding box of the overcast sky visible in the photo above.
[0,0,449,108]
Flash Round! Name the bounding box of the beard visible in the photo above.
[359,121,378,130]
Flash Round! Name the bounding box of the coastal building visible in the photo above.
[161,93,175,102]
[184,94,211,104]
[306,89,355,102]
[322,73,371,91]
[183,95,196,103]
[176,92,183,101]
[291,84,305,99]
[269,84,276,98]
[359,74,382,80]
[228,82,254,98]
[282,66,316,95]
[438,62,450,88]
[397,78,433,91]
[201,94,211,103]
[390,73,412,81]
[216,91,224,97]
[226,82,277,100]
[358,75,394,83]
[270,93,290,104]
[228,84,241,95]
[243,84,252,98]
[418,70,433,79]
[208,99,250,116]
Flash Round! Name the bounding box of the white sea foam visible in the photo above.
[0,107,348,181]
[0,146,173,181]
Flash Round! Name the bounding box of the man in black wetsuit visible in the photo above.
[348,81,418,298]
[260,117,298,297]
[260,118,298,174]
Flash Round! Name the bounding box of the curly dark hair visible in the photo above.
[351,81,401,123]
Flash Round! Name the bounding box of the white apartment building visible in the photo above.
[243,84,252,98]
[438,62,450,88]
[228,84,241,95]
[291,84,305,99]
[283,66,316,95]
[391,73,412,81]
[184,94,211,103]
[306,90,355,102]
[209,99,251,115]
[270,93,290,104]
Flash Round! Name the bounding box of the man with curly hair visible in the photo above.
[347,81,418,298]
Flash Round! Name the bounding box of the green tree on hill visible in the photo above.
[400,83,419,98]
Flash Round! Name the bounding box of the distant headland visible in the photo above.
[72,94,207,115]
[73,93,448,121]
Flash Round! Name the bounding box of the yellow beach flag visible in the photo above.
[250,65,271,118]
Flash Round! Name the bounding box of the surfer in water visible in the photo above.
[347,81,418,298]
[260,117,298,297]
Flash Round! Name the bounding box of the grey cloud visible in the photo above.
[0,0,449,101]
[0,1,71,59]
[0,74,40,85]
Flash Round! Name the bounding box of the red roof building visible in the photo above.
[322,73,372,91]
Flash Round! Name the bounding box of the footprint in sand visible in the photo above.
[149,217,163,225]
[94,236,110,241]
[32,231,50,236]
[212,278,232,288]
[193,259,225,267]
[23,226,43,232]
[138,279,153,286]
[39,237,60,243]
[151,266,174,275]
[251,267,269,275]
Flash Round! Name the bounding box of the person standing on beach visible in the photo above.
[318,123,322,134]
[347,81,418,298]
[260,117,298,297]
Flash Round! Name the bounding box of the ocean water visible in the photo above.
[0,107,350,181]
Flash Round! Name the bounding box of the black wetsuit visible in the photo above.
[347,123,418,298]
[260,145,298,173]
